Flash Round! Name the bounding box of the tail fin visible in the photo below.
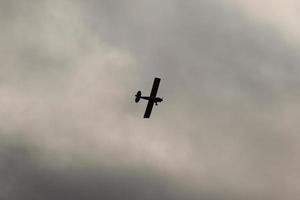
[135,91,141,103]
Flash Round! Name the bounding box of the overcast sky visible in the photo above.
[1,0,300,199]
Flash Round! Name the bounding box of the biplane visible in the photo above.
[135,77,163,118]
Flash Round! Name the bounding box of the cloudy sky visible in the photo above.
[1,0,300,199]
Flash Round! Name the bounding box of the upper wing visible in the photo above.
[149,77,161,98]
[143,100,154,118]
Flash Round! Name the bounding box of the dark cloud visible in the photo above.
[0,135,236,200]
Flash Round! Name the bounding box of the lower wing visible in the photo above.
[144,101,154,118]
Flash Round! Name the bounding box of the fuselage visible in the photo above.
[135,90,163,105]
[141,96,163,103]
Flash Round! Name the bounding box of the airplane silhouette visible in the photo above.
[135,77,163,118]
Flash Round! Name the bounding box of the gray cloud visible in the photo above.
[1,0,300,199]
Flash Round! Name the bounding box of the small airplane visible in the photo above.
[135,77,163,118]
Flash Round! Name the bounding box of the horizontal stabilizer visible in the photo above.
[135,91,141,103]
